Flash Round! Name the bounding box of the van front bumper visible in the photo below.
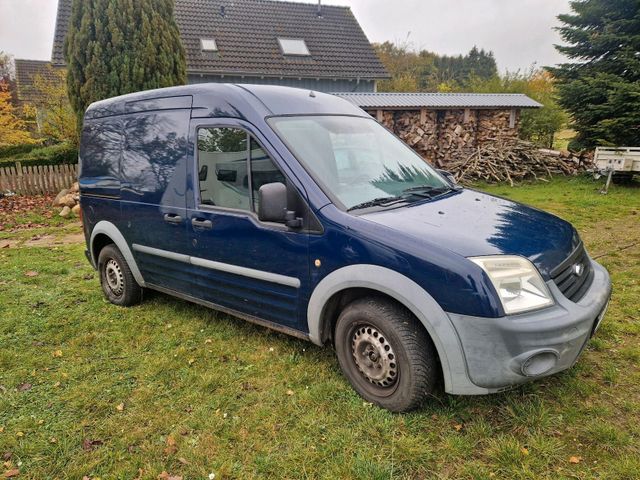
[447,259,611,392]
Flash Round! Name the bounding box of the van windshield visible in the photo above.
[268,115,451,211]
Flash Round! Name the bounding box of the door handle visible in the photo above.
[191,218,213,229]
[164,213,183,224]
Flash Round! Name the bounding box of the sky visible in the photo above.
[0,0,573,73]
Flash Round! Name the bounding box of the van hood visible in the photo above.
[360,189,579,278]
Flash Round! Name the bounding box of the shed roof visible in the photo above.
[335,92,542,109]
[14,59,63,105]
[51,0,389,80]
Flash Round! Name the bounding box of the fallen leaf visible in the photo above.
[521,447,529,456]
[1,453,10,462]
[204,339,212,344]
[569,456,582,464]
[286,389,294,396]
[3,469,19,478]
[188,358,195,366]
[82,438,103,451]
[52,350,63,358]
[157,472,182,480]
[116,403,124,412]
[49,437,57,444]
[15,432,23,438]
[164,436,177,455]
[178,457,190,465]
[17,384,32,392]
[24,271,38,277]
[453,424,463,432]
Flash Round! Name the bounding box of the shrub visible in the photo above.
[0,143,78,169]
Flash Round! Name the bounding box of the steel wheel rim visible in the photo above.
[351,324,398,389]
[104,258,124,296]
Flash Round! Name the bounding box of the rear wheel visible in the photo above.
[98,244,142,306]
[334,296,438,412]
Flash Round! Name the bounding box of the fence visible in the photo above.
[0,162,78,196]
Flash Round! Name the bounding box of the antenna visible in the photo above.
[317,0,322,17]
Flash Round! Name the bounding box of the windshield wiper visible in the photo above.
[402,185,461,197]
[347,196,408,212]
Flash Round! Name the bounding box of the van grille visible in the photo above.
[550,243,594,302]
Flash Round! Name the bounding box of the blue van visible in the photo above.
[79,84,612,412]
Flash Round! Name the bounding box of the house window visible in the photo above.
[200,38,218,52]
[277,38,310,56]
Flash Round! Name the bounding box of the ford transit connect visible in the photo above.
[79,84,612,412]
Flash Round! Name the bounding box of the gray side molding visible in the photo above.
[307,264,486,395]
[90,221,146,287]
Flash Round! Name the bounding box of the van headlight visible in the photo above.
[470,255,554,315]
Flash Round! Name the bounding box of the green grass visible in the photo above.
[1,176,639,479]
[552,129,576,151]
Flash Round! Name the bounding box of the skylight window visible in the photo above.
[200,38,218,52]
[277,38,310,56]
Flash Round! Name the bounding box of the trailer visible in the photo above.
[594,147,640,193]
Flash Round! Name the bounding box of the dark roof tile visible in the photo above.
[14,60,64,105]
[51,0,389,79]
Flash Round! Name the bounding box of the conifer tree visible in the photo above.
[64,0,186,126]
[550,0,640,148]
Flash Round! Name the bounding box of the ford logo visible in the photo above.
[573,263,584,276]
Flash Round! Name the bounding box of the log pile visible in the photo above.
[375,109,520,169]
[448,139,593,186]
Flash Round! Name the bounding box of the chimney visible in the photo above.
[317,0,322,17]
[220,5,225,17]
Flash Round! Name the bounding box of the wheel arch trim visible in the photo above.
[90,221,146,287]
[307,264,479,394]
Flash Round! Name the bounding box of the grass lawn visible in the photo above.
[1,176,638,479]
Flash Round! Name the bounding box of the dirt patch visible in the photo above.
[22,232,85,247]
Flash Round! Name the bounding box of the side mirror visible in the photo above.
[258,182,287,223]
[437,169,457,186]
[258,182,303,228]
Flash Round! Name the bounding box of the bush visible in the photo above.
[0,142,42,159]
[0,142,78,169]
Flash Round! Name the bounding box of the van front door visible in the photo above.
[186,123,310,330]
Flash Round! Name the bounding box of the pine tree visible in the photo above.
[64,0,186,126]
[550,0,640,148]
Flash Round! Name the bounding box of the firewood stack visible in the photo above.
[447,139,593,186]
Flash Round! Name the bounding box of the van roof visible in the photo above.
[84,83,367,121]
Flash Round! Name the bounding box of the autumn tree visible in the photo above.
[374,42,497,92]
[31,67,78,146]
[64,0,186,126]
[550,0,640,148]
[0,84,35,147]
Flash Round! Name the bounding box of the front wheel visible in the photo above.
[98,244,143,307]
[334,297,439,412]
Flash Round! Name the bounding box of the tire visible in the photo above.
[98,244,142,307]
[334,296,438,412]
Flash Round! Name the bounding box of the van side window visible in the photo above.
[250,136,286,212]
[197,127,286,216]
[197,127,250,210]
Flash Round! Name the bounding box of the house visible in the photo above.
[335,92,542,167]
[51,0,389,92]
[13,59,65,132]
[13,59,62,109]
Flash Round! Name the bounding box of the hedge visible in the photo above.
[0,143,78,169]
